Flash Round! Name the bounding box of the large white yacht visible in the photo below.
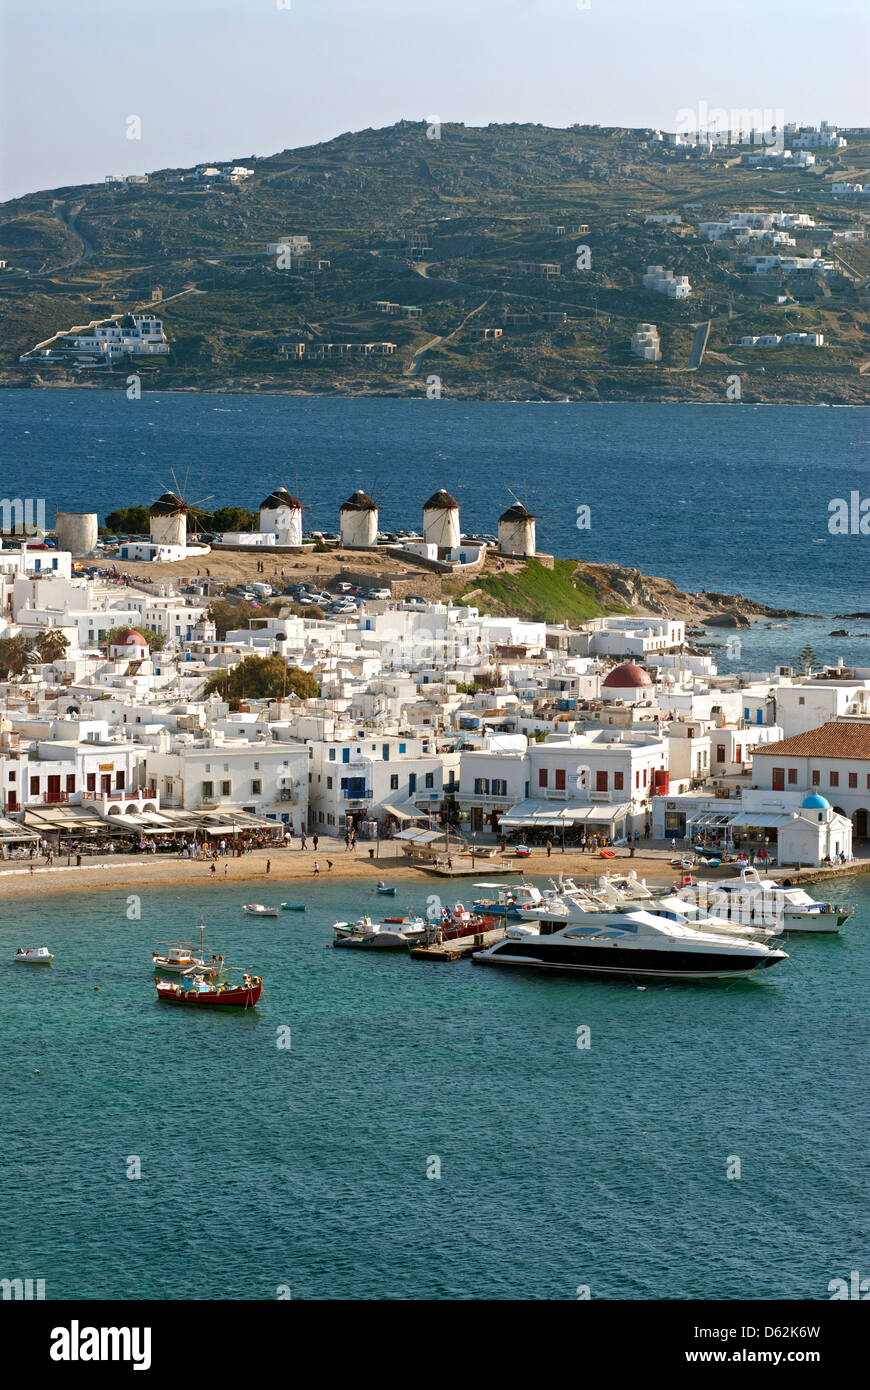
[473,898,788,982]
[676,866,854,934]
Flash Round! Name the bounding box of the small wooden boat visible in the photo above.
[155,971,263,1007]
[243,903,279,918]
[375,885,397,896]
[599,849,616,859]
[14,947,53,965]
[280,902,307,912]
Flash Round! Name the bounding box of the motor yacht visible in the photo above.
[676,866,853,934]
[473,900,788,981]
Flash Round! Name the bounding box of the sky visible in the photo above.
[1,0,867,201]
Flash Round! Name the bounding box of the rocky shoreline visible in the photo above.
[572,561,816,625]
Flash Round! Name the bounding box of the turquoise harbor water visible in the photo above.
[1,873,866,1301]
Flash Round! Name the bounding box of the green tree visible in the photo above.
[104,505,151,535]
[0,635,33,679]
[203,655,319,709]
[211,506,259,533]
[34,630,69,664]
[796,644,821,672]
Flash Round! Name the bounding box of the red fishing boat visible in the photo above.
[155,969,263,1008]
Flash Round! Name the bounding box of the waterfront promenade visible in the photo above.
[1,839,866,900]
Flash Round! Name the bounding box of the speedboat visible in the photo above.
[473,881,552,918]
[677,866,854,933]
[14,947,53,965]
[155,971,263,1007]
[473,900,788,981]
[333,914,427,950]
[243,903,279,918]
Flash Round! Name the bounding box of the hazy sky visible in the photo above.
[2,0,867,201]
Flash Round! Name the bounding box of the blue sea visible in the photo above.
[1,873,866,1300]
[0,391,868,670]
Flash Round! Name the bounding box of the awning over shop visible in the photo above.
[0,816,40,843]
[393,827,444,844]
[381,802,428,822]
[23,805,110,835]
[727,812,792,829]
[499,799,631,828]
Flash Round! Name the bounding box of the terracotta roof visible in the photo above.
[754,722,870,761]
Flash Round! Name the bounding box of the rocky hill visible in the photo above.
[1,121,868,402]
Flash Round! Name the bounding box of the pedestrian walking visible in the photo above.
[545,839,552,859]
[266,859,271,875]
[312,834,319,852]
[313,860,320,875]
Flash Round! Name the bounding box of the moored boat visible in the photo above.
[474,898,788,982]
[14,946,53,965]
[280,902,307,912]
[155,970,263,1007]
[676,866,854,933]
[243,903,279,918]
[333,914,427,949]
[152,920,225,975]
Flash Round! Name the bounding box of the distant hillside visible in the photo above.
[1,121,868,402]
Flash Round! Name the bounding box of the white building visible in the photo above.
[630,323,661,362]
[752,722,870,842]
[643,265,691,298]
[145,735,309,828]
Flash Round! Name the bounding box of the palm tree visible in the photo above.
[34,630,69,664]
[0,634,34,680]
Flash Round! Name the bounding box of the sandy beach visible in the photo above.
[0,842,686,901]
